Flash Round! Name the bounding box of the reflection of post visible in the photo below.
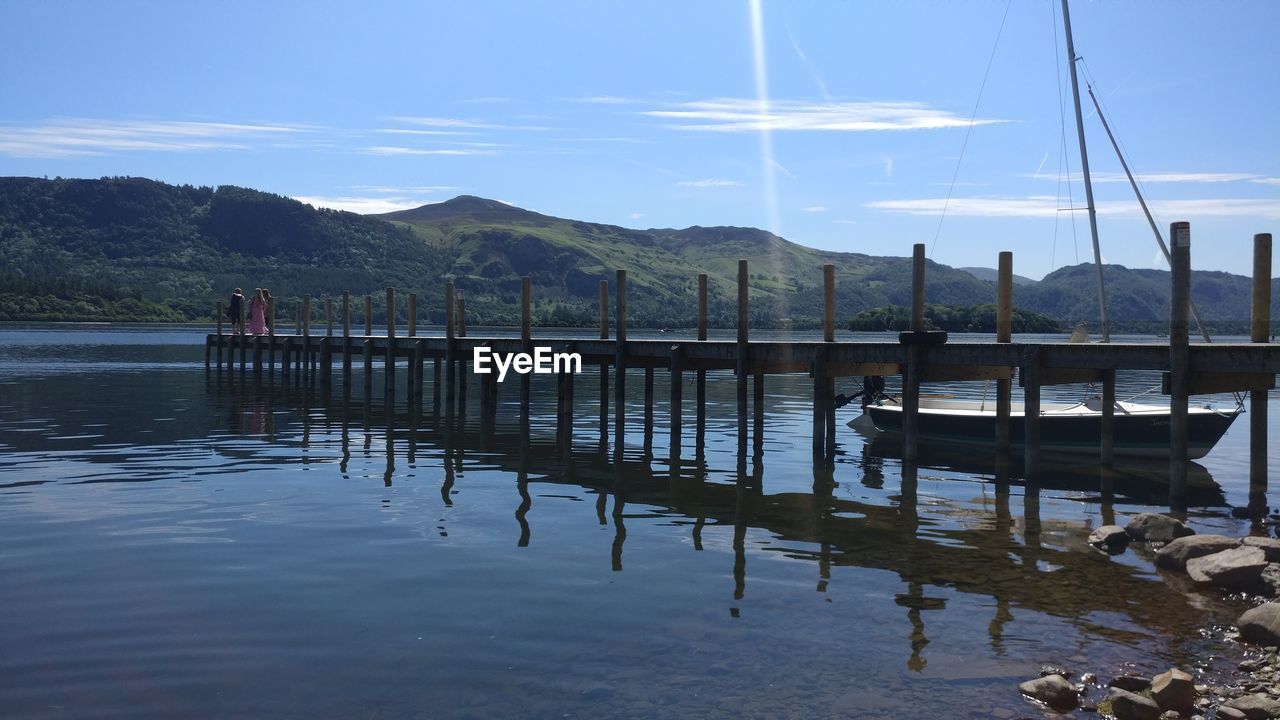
[516,419,531,547]
[384,401,395,487]
[611,513,626,572]
[643,366,654,458]
[753,372,765,458]
[732,461,750,602]
[340,383,352,475]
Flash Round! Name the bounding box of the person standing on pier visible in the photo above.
[248,288,267,335]
[228,288,245,335]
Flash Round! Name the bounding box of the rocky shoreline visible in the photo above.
[1015,513,1280,720]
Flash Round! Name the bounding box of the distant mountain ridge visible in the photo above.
[0,176,1274,331]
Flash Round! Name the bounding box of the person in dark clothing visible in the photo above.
[228,288,245,335]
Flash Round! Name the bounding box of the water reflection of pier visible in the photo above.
[211,380,1239,673]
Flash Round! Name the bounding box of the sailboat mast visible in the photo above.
[1061,0,1110,342]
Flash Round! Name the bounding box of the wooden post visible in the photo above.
[737,259,749,455]
[521,277,532,410]
[342,291,351,378]
[902,244,925,462]
[386,287,396,394]
[456,291,467,338]
[266,296,276,377]
[215,301,224,371]
[408,293,417,337]
[599,280,609,440]
[326,298,333,336]
[823,264,835,343]
[995,251,1013,456]
[754,371,765,456]
[670,344,683,462]
[813,349,827,458]
[1250,233,1272,497]
[697,273,708,448]
[1169,221,1191,505]
[302,294,312,373]
[445,282,455,412]
[1101,369,1116,465]
[615,270,628,453]
[1024,348,1042,479]
[363,294,373,390]
[239,298,248,373]
[252,336,262,375]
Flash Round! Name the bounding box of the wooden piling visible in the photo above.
[253,336,262,375]
[697,274,707,446]
[1251,232,1272,495]
[670,344,683,461]
[326,297,333,337]
[342,291,351,378]
[737,259,749,454]
[521,277,532,410]
[445,282,455,412]
[408,293,417,337]
[303,295,311,373]
[1023,348,1042,478]
[615,270,628,452]
[995,251,1013,456]
[457,291,466,338]
[216,301,224,370]
[823,264,835,343]
[599,280,609,440]
[902,244,926,462]
[812,349,827,458]
[364,295,373,336]
[266,296,276,376]
[239,298,248,373]
[386,287,396,394]
[754,372,765,456]
[1169,221,1191,504]
[1101,369,1116,465]
[363,294,373,390]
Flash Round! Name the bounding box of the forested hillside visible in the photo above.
[1,176,1274,332]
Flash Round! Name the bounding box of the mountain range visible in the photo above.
[0,176,1273,332]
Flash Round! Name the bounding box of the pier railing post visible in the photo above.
[697,273,708,451]
[823,264,835,343]
[1023,348,1042,479]
[457,291,467,338]
[266,295,276,376]
[995,251,1013,456]
[408,293,417,338]
[902,244,926,463]
[614,270,627,459]
[1169,222,1192,507]
[386,287,396,395]
[342,291,351,379]
[445,282,455,413]
[521,278,532,414]
[363,294,373,390]
[822,264,835,458]
[599,280,609,441]
[670,344,683,465]
[215,301,224,372]
[737,259,749,455]
[302,294,312,374]
[239,297,248,374]
[1251,232,1272,509]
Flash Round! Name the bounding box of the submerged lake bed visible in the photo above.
[2,325,1277,719]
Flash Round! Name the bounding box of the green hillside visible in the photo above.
[0,176,1274,333]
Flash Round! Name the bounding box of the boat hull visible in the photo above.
[864,400,1239,459]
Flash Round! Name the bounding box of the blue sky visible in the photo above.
[2,0,1277,278]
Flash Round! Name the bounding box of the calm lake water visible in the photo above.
[1,324,1276,719]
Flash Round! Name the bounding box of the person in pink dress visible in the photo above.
[247,288,267,335]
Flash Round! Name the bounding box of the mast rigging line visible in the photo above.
[928,0,1014,258]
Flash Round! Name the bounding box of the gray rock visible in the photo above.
[1151,668,1196,714]
[1186,546,1269,591]
[1110,675,1154,692]
[1019,674,1078,711]
[1126,513,1195,544]
[1157,711,1182,720]
[1218,707,1250,720]
[1091,525,1132,551]
[1224,692,1280,719]
[1108,687,1162,720]
[1154,535,1241,571]
[1245,537,1280,562]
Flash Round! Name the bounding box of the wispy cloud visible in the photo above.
[375,128,473,137]
[802,205,826,212]
[629,212,645,219]
[292,195,441,215]
[643,98,1005,133]
[552,136,656,144]
[1252,177,1280,186]
[348,184,461,194]
[571,96,642,105]
[0,117,309,158]
[677,178,744,188]
[389,115,549,131]
[868,195,1280,220]
[1030,171,1271,184]
[362,146,493,156]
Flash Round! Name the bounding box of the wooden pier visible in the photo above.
[207,228,1278,508]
